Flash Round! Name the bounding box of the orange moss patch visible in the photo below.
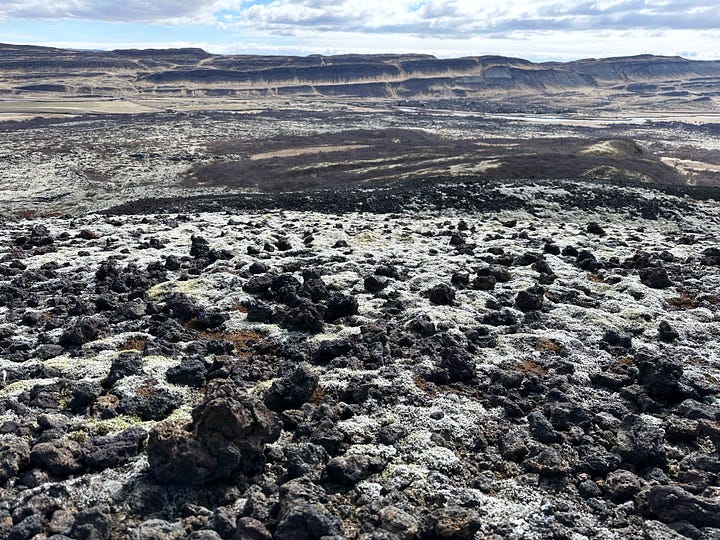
[230,303,248,313]
[118,336,147,352]
[667,290,698,310]
[196,329,265,357]
[414,376,436,396]
[535,338,565,355]
[310,386,326,405]
[516,359,547,376]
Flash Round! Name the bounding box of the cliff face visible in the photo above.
[1,43,720,102]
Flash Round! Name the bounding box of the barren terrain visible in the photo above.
[1,45,720,540]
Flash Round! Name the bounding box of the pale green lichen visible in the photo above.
[0,378,58,398]
[84,415,144,436]
[146,278,212,301]
[249,379,274,396]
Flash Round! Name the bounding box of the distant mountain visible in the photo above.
[1,43,719,104]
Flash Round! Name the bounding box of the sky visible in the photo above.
[0,0,718,61]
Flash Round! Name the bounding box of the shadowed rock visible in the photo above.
[147,381,281,484]
[638,485,720,527]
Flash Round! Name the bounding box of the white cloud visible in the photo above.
[3,0,720,31]
[0,0,246,24]
[239,0,720,35]
[2,0,719,60]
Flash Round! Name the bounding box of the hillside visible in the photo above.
[1,44,719,107]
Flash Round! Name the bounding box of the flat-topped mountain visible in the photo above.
[1,43,719,104]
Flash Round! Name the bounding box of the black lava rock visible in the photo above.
[515,286,545,312]
[438,346,475,382]
[427,283,455,305]
[324,293,359,322]
[147,382,281,485]
[59,316,104,347]
[658,320,679,342]
[264,364,319,411]
[639,266,673,288]
[364,275,388,293]
[105,353,144,387]
[84,427,148,470]
[615,414,666,467]
[166,357,207,388]
[586,222,606,236]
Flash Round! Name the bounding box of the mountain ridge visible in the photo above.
[2,42,719,103]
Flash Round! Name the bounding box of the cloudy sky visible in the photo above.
[0,0,718,60]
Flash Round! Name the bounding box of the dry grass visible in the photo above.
[118,336,147,352]
[516,359,547,376]
[414,376,436,396]
[667,290,698,310]
[310,386,326,405]
[195,329,265,357]
[535,338,565,355]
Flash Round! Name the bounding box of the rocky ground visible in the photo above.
[3,108,720,218]
[1,178,720,539]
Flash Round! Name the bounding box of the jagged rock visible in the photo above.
[313,338,353,363]
[700,247,720,266]
[325,454,385,485]
[71,507,113,540]
[0,437,30,483]
[575,444,622,475]
[284,299,325,333]
[604,469,644,501]
[578,479,602,498]
[602,329,632,349]
[117,385,177,421]
[30,439,84,476]
[324,293,359,322]
[615,414,666,466]
[83,427,148,470]
[427,283,455,305]
[658,320,679,342]
[377,424,406,445]
[638,485,720,527]
[285,443,329,480]
[190,235,211,258]
[677,399,720,420]
[147,382,281,484]
[527,411,559,444]
[164,293,203,323]
[515,286,545,311]
[8,515,43,540]
[264,364,318,411]
[166,357,207,387]
[419,506,482,540]
[364,275,388,293]
[59,316,104,347]
[105,352,144,387]
[131,519,184,539]
[189,531,222,540]
[275,505,344,540]
[523,446,570,476]
[639,266,673,288]
[437,346,475,382]
[208,506,237,539]
[378,506,418,540]
[636,354,683,401]
[233,518,272,540]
